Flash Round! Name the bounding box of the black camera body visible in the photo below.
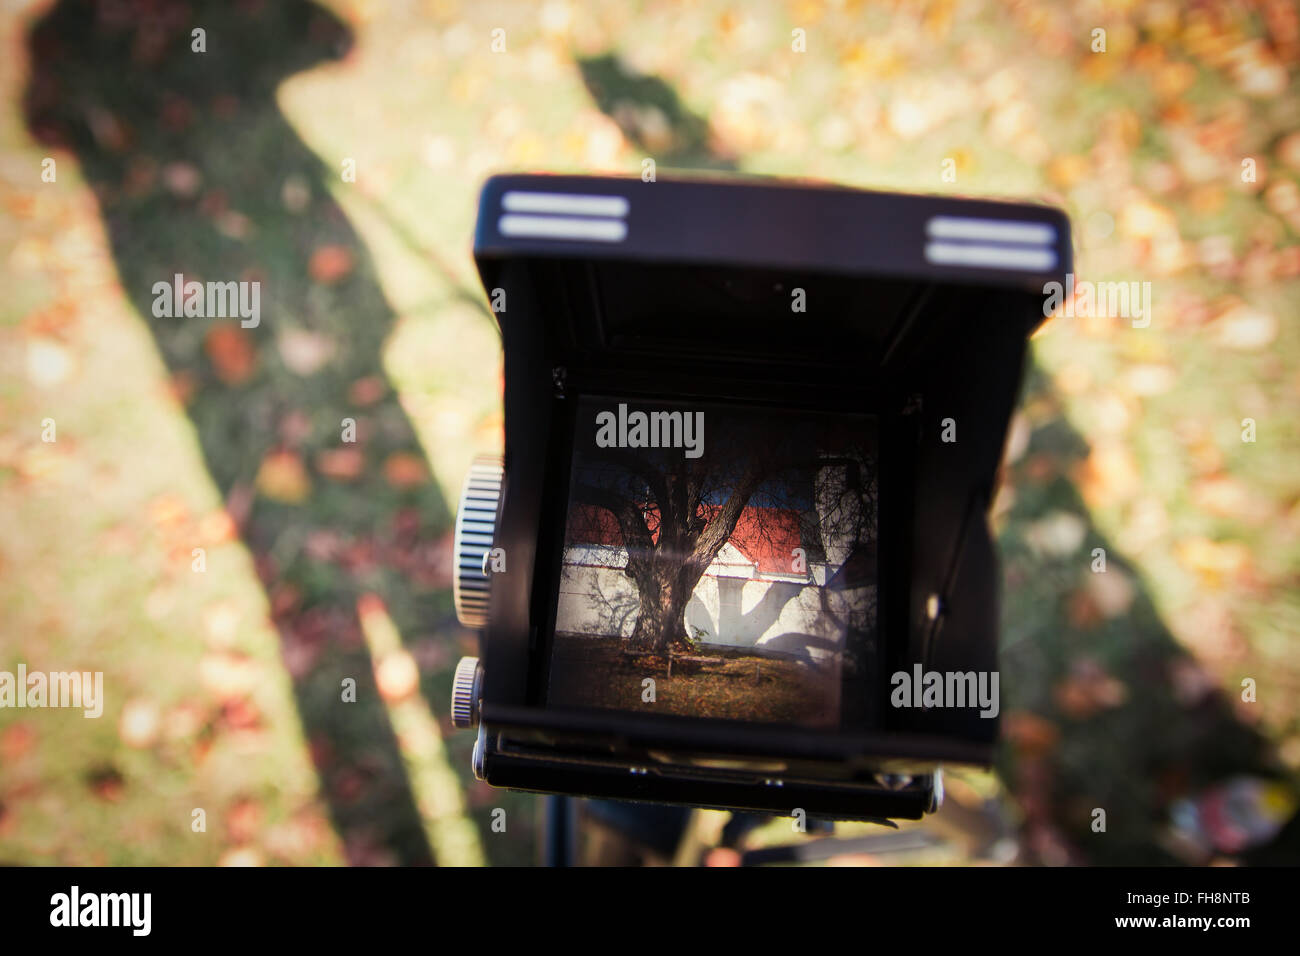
[451,173,1070,822]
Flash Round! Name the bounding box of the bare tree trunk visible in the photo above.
[627,562,692,652]
[622,460,769,652]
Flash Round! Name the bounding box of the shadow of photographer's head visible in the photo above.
[25,0,351,156]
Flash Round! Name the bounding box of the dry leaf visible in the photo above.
[255,450,312,503]
[217,847,264,867]
[383,452,427,489]
[1085,565,1136,618]
[1002,711,1060,758]
[1210,303,1277,350]
[375,650,419,702]
[204,324,257,385]
[1190,475,1267,522]
[308,245,354,284]
[118,698,161,749]
[197,509,237,545]
[316,447,365,481]
[199,652,262,700]
[1175,537,1251,588]
[1075,441,1141,506]
[202,600,242,648]
[26,338,73,387]
[1,723,36,761]
[349,376,386,406]
[1277,131,1300,171]
[227,798,262,843]
[278,327,336,376]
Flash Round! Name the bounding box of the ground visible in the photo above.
[549,633,838,726]
[0,0,1297,865]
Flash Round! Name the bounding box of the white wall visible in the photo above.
[555,554,867,662]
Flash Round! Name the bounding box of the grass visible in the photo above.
[1,0,1297,865]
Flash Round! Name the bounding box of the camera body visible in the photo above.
[452,173,1070,822]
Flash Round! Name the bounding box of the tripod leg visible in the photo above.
[541,795,578,867]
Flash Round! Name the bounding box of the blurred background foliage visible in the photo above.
[0,0,1297,865]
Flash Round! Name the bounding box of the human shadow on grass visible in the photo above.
[995,362,1296,864]
[24,0,498,865]
[576,53,736,171]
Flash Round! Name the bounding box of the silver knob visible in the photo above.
[471,722,487,780]
[927,769,944,813]
[451,655,483,729]
[452,456,503,629]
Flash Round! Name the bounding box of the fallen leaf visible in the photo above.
[1054,659,1127,718]
[147,494,190,532]
[1124,363,1176,396]
[1047,154,1089,189]
[1075,441,1141,506]
[278,327,336,375]
[217,847,264,867]
[1190,475,1267,522]
[162,161,201,197]
[163,703,205,741]
[1277,131,1300,171]
[118,698,161,748]
[202,600,242,648]
[1085,565,1136,618]
[227,798,262,843]
[1025,510,1088,557]
[277,409,313,447]
[375,650,419,702]
[197,509,237,545]
[1175,537,1251,588]
[1169,658,1219,706]
[217,697,264,732]
[204,324,257,385]
[1002,711,1060,758]
[1230,42,1288,97]
[1118,196,1177,241]
[0,723,36,761]
[281,175,311,212]
[255,450,312,503]
[383,452,427,489]
[199,652,262,700]
[166,370,197,405]
[308,245,354,284]
[25,338,73,387]
[316,447,365,481]
[1210,303,1277,350]
[349,376,386,406]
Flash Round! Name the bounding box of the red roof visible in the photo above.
[566,502,802,576]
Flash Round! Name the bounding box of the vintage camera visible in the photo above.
[449,173,1070,822]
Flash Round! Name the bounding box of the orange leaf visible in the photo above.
[204,324,256,385]
[255,450,312,503]
[118,699,162,749]
[349,375,386,406]
[1074,441,1140,507]
[375,650,419,703]
[308,244,354,284]
[383,452,427,489]
[316,447,365,481]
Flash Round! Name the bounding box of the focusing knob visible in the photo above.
[451,655,483,729]
[452,456,504,629]
[927,769,944,813]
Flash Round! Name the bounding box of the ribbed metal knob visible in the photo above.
[451,655,482,729]
[452,456,503,629]
[927,769,944,813]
